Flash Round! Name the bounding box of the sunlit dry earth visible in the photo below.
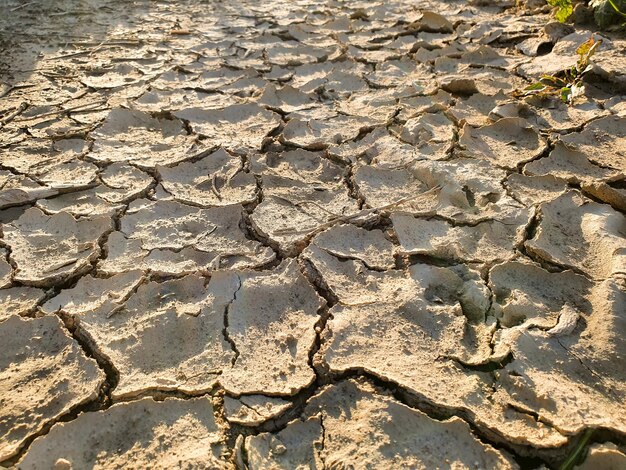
[0,0,625,468]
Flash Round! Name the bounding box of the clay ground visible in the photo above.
[0,0,625,468]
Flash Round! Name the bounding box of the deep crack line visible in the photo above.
[223,274,242,366]
[318,412,327,470]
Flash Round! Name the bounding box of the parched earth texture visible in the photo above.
[1,0,625,469]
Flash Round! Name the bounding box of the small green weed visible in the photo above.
[513,36,602,104]
[548,0,575,22]
[590,0,626,28]
[559,429,595,470]
[546,0,626,28]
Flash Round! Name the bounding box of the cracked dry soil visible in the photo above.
[0,0,625,469]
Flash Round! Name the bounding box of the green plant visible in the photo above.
[548,0,574,22]
[559,429,595,470]
[514,36,602,104]
[590,0,626,27]
[546,0,626,28]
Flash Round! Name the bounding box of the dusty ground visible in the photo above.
[0,0,625,468]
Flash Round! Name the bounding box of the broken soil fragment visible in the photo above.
[220,260,324,396]
[224,395,292,426]
[87,108,200,170]
[397,112,455,160]
[0,286,46,323]
[459,117,548,170]
[524,143,625,211]
[245,379,517,469]
[174,103,281,151]
[99,200,274,275]
[0,171,58,210]
[505,174,567,206]
[355,157,522,223]
[2,139,96,191]
[492,276,626,436]
[392,210,530,266]
[19,397,230,469]
[68,273,236,398]
[0,316,104,461]
[525,191,625,280]
[280,115,374,150]
[250,149,359,255]
[48,260,322,399]
[488,260,592,329]
[560,115,626,173]
[2,208,112,287]
[308,224,395,271]
[314,257,569,448]
[157,148,257,207]
[42,270,144,318]
[575,443,626,470]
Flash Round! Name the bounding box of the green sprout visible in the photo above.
[546,0,626,28]
[547,0,574,22]
[513,36,602,105]
[559,428,595,470]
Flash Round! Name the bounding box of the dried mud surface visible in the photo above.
[0,0,625,468]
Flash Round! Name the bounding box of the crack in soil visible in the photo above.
[223,274,243,367]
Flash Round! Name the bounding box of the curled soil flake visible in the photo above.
[224,395,292,426]
[525,191,626,280]
[2,208,112,287]
[87,108,200,170]
[157,148,257,207]
[459,117,548,170]
[0,286,46,323]
[493,277,626,436]
[575,443,626,470]
[174,103,281,151]
[99,200,274,275]
[560,115,626,173]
